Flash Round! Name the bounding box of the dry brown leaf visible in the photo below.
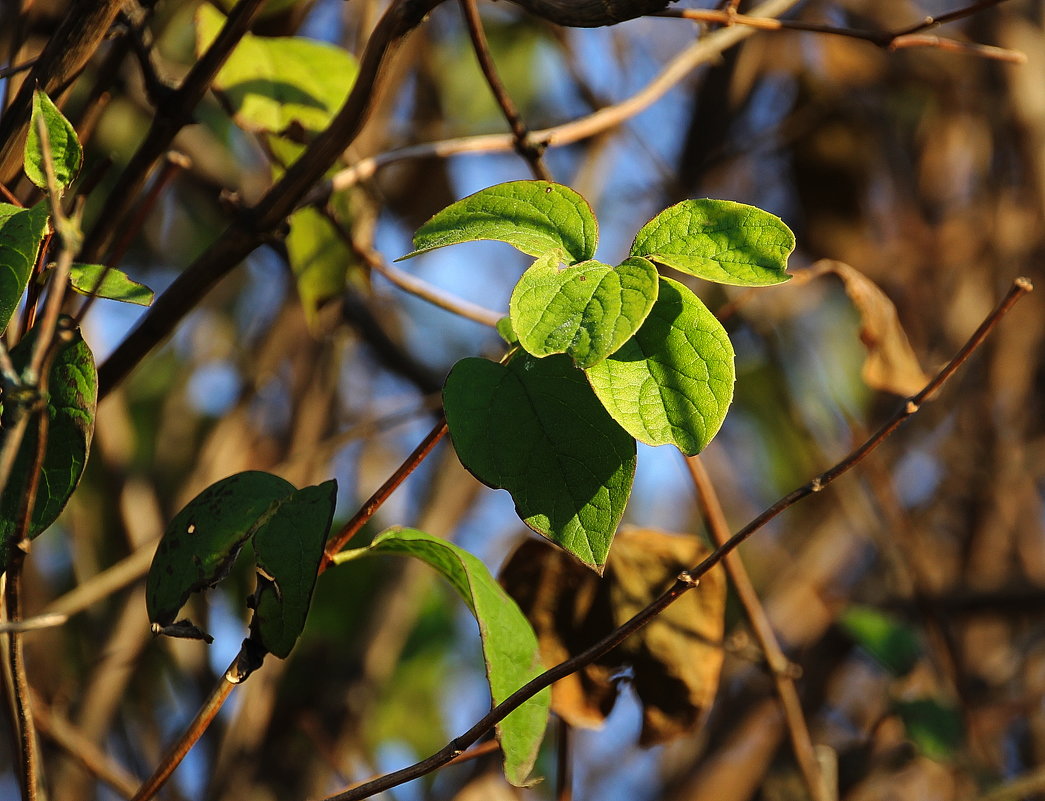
[812,259,930,396]
[500,528,726,746]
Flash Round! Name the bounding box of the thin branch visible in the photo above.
[684,456,832,801]
[0,614,67,634]
[555,717,573,801]
[459,0,551,180]
[322,276,1032,801]
[656,0,1025,63]
[0,57,38,80]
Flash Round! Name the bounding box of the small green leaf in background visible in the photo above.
[443,353,635,573]
[585,277,735,456]
[285,207,351,328]
[400,181,598,265]
[25,89,82,190]
[357,527,550,786]
[68,263,155,306]
[250,480,337,658]
[839,605,923,676]
[630,199,794,287]
[0,202,49,334]
[146,471,296,631]
[196,5,359,135]
[895,698,963,761]
[0,322,97,571]
[510,254,659,368]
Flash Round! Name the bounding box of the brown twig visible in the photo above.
[0,57,38,80]
[684,456,832,801]
[322,276,1032,801]
[458,0,551,180]
[657,0,1025,63]
[555,717,573,801]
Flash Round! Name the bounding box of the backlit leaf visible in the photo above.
[510,254,659,368]
[0,202,49,334]
[585,277,734,455]
[196,5,358,134]
[443,353,635,573]
[362,527,549,786]
[0,322,97,571]
[250,480,337,658]
[146,471,296,631]
[69,263,155,306]
[285,207,351,328]
[630,199,793,287]
[401,181,597,265]
[25,89,82,190]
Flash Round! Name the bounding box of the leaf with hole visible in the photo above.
[146,471,296,632]
[0,322,97,571]
[0,202,49,334]
[196,5,358,135]
[510,254,659,368]
[250,480,337,658]
[585,277,734,455]
[443,353,635,572]
[630,199,793,287]
[69,263,155,306]
[25,89,82,191]
[360,527,549,786]
[400,181,597,265]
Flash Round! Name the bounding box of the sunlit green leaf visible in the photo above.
[585,277,734,455]
[68,263,155,306]
[251,480,337,658]
[0,202,49,334]
[146,471,296,631]
[362,527,549,786]
[24,89,82,191]
[840,605,923,676]
[0,322,97,571]
[400,181,597,265]
[196,5,358,134]
[443,353,635,572]
[285,207,351,328]
[630,199,793,287]
[511,255,659,368]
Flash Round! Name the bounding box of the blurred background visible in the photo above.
[1,0,1043,799]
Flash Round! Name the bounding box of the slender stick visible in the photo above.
[459,0,551,180]
[322,277,1032,801]
[684,456,832,801]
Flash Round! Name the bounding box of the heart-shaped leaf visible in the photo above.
[353,527,549,786]
[0,322,97,571]
[25,89,82,191]
[510,255,659,368]
[401,181,598,265]
[443,353,635,573]
[146,471,296,631]
[585,277,734,455]
[630,199,793,287]
[250,480,337,658]
[0,202,49,334]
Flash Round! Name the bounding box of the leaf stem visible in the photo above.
[321,276,1032,801]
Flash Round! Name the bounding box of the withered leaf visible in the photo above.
[813,260,930,396]
[500,527,726,746]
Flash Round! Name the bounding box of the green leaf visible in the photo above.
[0,202,49,334]
[510,254,659,368]
[250,480,337,658]
[895,698,962,761]
[364,527,549,786]
[443,353,635,573]
[285,207,350,328]
[68,263,155,306]
[630,199,794,287]
[196,5,358,134]
[0,322,97,571]
[146,471,296,630]
[839,605,922,676]
[25,89,82,190]
[400,181,597,265]
[585,277,734,456]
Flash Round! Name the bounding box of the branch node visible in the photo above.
[1015,276,1034,292]
[677,570,700,588]
[905,400,919,414]
[810,477,823,492]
